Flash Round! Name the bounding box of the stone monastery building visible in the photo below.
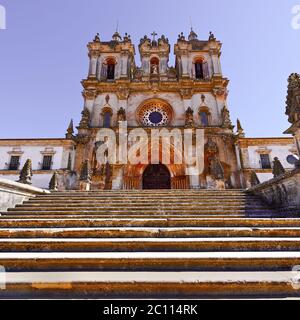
[0,30,296,190]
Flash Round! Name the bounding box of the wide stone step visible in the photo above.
[0,214,248,219]
[1,237,300,252]
[1,271,298,298]
[0,252,300,272]
[0,227,300,238]
[34,195,259,201]
[25,199,265,205]
[3,209,276,216]
[11,205,272,212]
[0,217,298,228]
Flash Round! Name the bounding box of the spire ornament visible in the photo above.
[67,153,72,171]
[221,106,234,130]
[236,119,245,137]
[78,108,90,129]
[272,157,285,178]
[66,119,74,139]
[49,171,59,191]
[18,159,33,185]
[250,171,260,187]
[79,160,91,182]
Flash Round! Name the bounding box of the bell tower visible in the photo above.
[87,32,136,81]
[138,32,170,81]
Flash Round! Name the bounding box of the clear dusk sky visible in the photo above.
[0,0,299,138]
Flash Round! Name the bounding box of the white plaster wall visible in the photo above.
[191,93,221,126]
[256,173,274,183]
[0,145,67,171]
[247,144,295,169]
[92,94,120,127]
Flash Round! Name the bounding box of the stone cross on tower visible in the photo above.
[151,31,158,42]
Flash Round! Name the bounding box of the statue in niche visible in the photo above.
[185,107,194,127]
[208,156,224,180]
[151,64,158,75]
[117,107,126,121]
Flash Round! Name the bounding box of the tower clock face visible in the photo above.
[137,100,173,127]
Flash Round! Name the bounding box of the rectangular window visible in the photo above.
[260,154,271,169]
[9,156,20,170]
[42,155,53,170]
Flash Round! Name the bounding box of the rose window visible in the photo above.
[137,101,173,127]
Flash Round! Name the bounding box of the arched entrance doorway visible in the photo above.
[142,164,171,190]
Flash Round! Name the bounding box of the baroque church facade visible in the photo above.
[0,30,296,190]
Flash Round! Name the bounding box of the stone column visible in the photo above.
[88,51,99,79]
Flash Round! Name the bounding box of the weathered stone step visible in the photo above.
[18,202,269,208]
[48,190,247,194]
[0,252,300,272]
[0,227,300,238]
[0,271,298,299]
[0,214,248,219]
[0,217,297,228]
[4,209,276,216]
[24,197,262,205]
[1,237,300,252]
[34,195,260,201]
[12,205,272,211]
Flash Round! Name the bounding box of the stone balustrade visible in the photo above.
[0,177,50,212]
[248,168,300,213]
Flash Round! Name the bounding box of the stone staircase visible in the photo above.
[0,189,300,299]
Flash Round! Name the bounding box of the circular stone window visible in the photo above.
[137,100,173,127]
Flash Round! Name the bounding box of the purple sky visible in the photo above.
[0,0,299,138]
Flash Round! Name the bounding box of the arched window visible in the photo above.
[101,58,116,80]
[150,57,159,74]
[102,108,113,128]
[194,58,209,80]
[199,107,211,126]
[200,111,209,126]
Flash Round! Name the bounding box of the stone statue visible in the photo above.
[209,31,216,41]
[286,73,300,126]
[117,107,126,121]
[272,157,285,178]
[185,107,194,127]
[18,159,32,185]
[151,64,158,75]
[205,138,218,156]
[93,33,100,42]
[209,156,224,180]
